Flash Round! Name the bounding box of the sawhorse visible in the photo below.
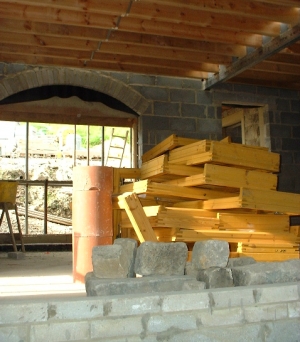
[0,202,25,253]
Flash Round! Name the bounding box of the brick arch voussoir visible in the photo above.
[0,67,149,115]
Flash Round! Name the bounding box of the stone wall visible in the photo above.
[0,282,299,341]
[0,63,299,193]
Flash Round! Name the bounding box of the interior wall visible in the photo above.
[0,63,299,194]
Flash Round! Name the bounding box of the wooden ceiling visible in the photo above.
[0,0,300,91]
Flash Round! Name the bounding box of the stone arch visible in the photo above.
[0,66,149,115]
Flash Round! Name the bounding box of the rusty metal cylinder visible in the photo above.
[72,166,113,283]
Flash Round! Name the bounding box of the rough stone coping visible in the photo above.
[85,273,205,297]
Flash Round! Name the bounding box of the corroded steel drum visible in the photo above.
[72,166,113,283]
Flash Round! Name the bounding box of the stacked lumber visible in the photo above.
[114,135,300,261]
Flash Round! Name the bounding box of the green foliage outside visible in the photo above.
[28,123,130,148]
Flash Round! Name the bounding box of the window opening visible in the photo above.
[0,121,136,238]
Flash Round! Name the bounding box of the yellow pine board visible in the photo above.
[119,179,238,200]
[175,229,299,244]
[241,247,299,253]
[239,253,299,262]
[165,163,277,190]
[218,213,289,231]
[202,188,300,214]
[118,193,157,242]
[168,139,211,164]
[241,188,300,214]
[157,215,219,229]
[186,141,280,172]
[159,207,218,218]
[142,134,198,163]
[203,164,277,190]
[141,154,201,180]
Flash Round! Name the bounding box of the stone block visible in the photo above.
[184,261,198,278]
[92,245,130,279]
[192,240,229,270]
[227,257,256,268]
[197,267,234,289]
[113,238,137,278]
[134,242,188,276]
[232,259,300,286]
[85,273,204,297]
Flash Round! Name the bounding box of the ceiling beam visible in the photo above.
[204,23,300,90]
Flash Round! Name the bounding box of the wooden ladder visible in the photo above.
[0,202,25,253]
[106,129,129,168]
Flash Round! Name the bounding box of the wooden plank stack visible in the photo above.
[114,135,300,261]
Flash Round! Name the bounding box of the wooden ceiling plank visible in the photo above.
[0,3,264,47]
[98,42,231,65]
[0,2,118,29]
[1,0,130,15]
[0,42,219,73]
[268,52,300,65]
[205,23,300,89]
[0,18,247,58]
[0,18,108,41]
[0,31,99,51]
[8,0,299,24]
[128,2,281,37]
[142,0,300,23]
[0,53,209,80]
[118,17,263,47]
[251,60,300,75]
[254,0,300,7]
[234,69,300,82]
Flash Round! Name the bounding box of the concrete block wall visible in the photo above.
[108,72,300,194]
[0,282,299,341]
[0,63,299,193]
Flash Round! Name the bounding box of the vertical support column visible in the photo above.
[72,166,113,283]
